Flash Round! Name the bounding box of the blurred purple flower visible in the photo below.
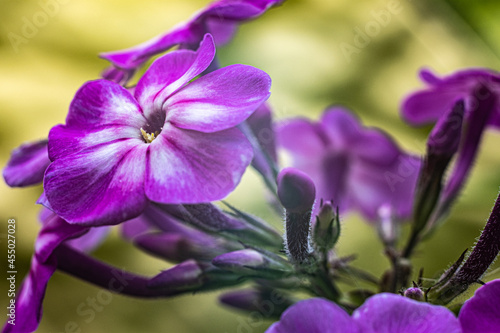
[267,280,500,333]
[402,68,499,218]
[402,68,500,127]
[459,279,500,333]
[43,34,271,226]
[278,107,420,221]
[3,140,50,187]
[100,0,283,78]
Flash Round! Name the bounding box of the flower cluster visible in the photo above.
[3,1,500,333]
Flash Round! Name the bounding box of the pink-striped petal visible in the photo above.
[165,64,271,133]
[44,140,148,226]
[146,125,252,203]
[135,34,216,119]
[65,79,144,129]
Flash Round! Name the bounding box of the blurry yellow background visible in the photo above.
[1,0,500,332]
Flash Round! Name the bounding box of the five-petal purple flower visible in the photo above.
[44,34,271,226]
[402,68,500,218]
[278,107,420,221]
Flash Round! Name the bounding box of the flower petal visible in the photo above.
[165,64,271,133]
[44,140,148,226]
[146,125,252,203]
[402,89,465,125]
[349,154,420,220]
[353,293,462,333]
[205,18,238,45]
[48,124,141,161]
[277,118,326,157]
[135,34,216,118]
[100,25,196,70]
[3,139,50,187]
[99,0,282,71]
[351,129,401,166]
[459,279,500,333]
[65,79,145,129]
[319,107,363,150]
[266,298,359,333]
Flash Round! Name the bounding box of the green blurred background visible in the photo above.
[1,0,500,332]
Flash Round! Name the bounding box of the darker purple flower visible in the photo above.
[266,293,462,333]
[266,280,500,333]
[402,68,499,219]
[278,107,420,221]
[44,34,271,226]
[3,140,50,187]
[402,68,500,127]
[459,279,500,333]
[100,0,283,77]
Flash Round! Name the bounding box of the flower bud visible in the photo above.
[427,100,464,158]
[429,191,500,304]
[148,260,205,292]
[313,201,340,252]
[277,167,316,213]
[162,203,282,248]
[277,168,316,263]
[404,287,424,301]
[134,232,232,263]
[219,288,295,318]
[212,248,291,278]
[411,101,464,238]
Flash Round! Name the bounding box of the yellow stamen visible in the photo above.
[140,128,159,143]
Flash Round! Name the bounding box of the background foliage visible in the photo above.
[1,0,500,332]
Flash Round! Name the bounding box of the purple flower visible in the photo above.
[267,280,500,333]
[44,34,271,226]
[402,68,499,219]
[459,279,500,333]
[278,107,420,221]
[3,140,50,187]
[266,293,461,333]
[100,0,283,76]
[402,68,500,127]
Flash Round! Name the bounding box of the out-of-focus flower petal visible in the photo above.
[100,0,283,71]
[353,293,462,333]
[402,89,465,125]
[266,298,359,333]
[278,107,419,221]
[3,140,50,187]
[277,119,326,158]
[459,280,500,333]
